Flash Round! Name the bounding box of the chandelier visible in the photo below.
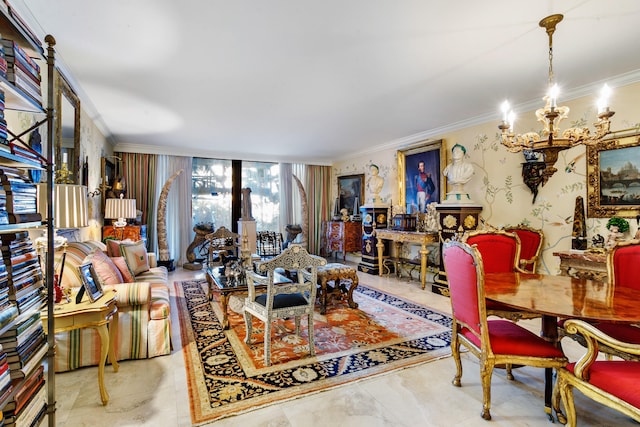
[499,14,615,185]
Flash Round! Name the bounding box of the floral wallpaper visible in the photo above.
[334,81,640,275]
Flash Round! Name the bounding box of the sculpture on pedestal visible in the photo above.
[367,164,384,204]
[443,144,474,203]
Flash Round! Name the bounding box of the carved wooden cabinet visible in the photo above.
[102,225,147,244]
[324,221,362,260]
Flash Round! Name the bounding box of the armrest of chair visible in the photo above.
[246,271,268,301]
[564,319,640,378]
[102,282,151,306]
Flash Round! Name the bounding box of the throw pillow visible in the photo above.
[111,256,135,283]
[120,240,150,276]
[105,238,134,257]
[83,249,124,286]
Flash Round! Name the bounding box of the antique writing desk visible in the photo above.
[484,272,640,419]
[375,229,438,289]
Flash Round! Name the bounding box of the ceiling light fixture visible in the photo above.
[498,14,616,186]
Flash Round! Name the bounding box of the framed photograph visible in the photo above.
[398,139,446,214]
[587,132,640,218]
[338,174,364,214]
[78,262,104,303]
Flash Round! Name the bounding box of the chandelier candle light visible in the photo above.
[499,14,617,186]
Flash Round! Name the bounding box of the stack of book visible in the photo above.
[0,89,7,154]
[0,232,44,315]
[0,167,40,225]
[0,343,12,404]
[0,39,42,105]
[0,310,45,382]
[1,364,46,427]
[0,248,18,331]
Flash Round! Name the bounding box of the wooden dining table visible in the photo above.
[484,272,640,420]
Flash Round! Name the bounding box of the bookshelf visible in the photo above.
[0,5,56,427]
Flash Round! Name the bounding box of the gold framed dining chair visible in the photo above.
[553,319,640,426]
[504,224,544,273]
[442,241,567,421]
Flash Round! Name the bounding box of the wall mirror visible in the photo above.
[54,69,81,184]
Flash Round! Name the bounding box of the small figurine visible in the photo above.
[340,208,350,222]
[605,217,629,249]
[591,234,605,249]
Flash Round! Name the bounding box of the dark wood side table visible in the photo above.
[324,220,362,260]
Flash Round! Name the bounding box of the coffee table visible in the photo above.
[206,267,272,330]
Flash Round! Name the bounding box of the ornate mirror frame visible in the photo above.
[54,70,81,184]
[587,131,640,218]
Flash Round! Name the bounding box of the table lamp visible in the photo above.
[36,184,89,248]
[104,195,136,240]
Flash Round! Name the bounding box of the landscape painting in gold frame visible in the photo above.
[397,139,446,214]
[587,132,640,218]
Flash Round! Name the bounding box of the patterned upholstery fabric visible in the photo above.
[53,241,172,372]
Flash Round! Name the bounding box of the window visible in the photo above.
[191,159,280,232]
[242,161,280,231]
[192,158,232,230]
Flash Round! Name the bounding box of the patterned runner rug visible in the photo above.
[176,279,452,425]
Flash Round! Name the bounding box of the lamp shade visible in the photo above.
[104,198,137,220]
[37,184,89,229]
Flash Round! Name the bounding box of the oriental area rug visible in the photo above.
[175,279,452,425]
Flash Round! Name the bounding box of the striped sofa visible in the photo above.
[53,241,172,372]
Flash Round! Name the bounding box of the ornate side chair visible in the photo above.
[463,230,540,324]
[442,241,567,421]
[560,240,640,361]
[243,245,326,366]
[504,224,544,273]
[553,319,640,426]
[205,226,240,268]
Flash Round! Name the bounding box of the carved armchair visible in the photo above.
[243,245,326,366]
[205,226,240,268]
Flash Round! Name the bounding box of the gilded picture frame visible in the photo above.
[587,132,640,218]
[337,174,364,214]
[398,139,446,214]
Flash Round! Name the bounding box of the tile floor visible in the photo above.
[50,264,638,426]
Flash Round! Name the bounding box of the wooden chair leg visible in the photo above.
[307,313,315,357]
[480,362,495,420]
[451,330,463,387]
[264,321,272,366]
[243,311,253,344]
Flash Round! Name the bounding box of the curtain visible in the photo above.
[306,165,331,255]
[156,155,193,266]
[118,152,157,251]
[279,163,293,232]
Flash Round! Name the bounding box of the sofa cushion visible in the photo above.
[83,249,124,286]
[105,238,134,257]
[111,256,135,283]
[121,241,150,276]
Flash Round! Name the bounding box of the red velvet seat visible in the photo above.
[504,225,544,273]
[554,319,640,426]
[443,241,567,421]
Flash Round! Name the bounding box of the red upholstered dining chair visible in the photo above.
[504,224,544,273]
[553,319,640,426]
[566,240,640,361]
[442,241,567,421]
[463,230,540,323]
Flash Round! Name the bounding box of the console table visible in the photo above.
[375,229,438,290]
[553,250,608,281]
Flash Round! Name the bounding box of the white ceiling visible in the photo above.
[14,0,640,164]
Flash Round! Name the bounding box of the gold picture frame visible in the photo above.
[397,139,446,213]
[587,132,640,218]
